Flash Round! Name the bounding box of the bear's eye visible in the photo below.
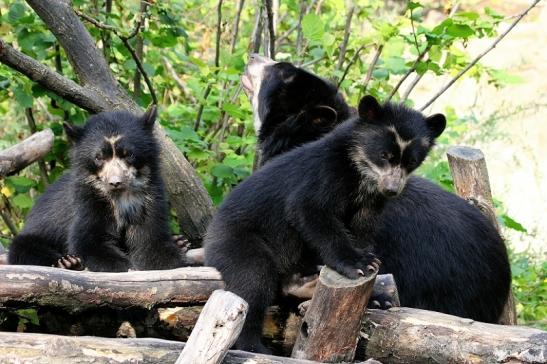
[381,152,393,161]
[118,149,127,157]
[94,153,103,165]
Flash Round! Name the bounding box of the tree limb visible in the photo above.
[336,2,355,72]
[0,39,107,112]
[363,44,383,93]
[420,0,541,111]
[263,0,276,59]
[337,43,373,89]
[0,129,54,178]
[25,108,50,186]
[386,44,431,102]
[230,0,246,53]
[25,0,134,108]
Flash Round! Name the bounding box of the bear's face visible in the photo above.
[63,107,158,197]
[241,55,351,142]
[350,96,446,198]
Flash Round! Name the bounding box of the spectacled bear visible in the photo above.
[204,94,446,353]
[243,55,511,324]
[8,107,187,272]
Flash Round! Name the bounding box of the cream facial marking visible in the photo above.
[95,135,135,189]
[387,125,412,153]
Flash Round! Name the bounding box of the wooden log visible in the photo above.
[176,290,248,364]
[446,146,517,325]
[292,266,377,362]
[0,332,324,364]
[361,307,547,364]
[0,265,223,312]
[0,129,54,177]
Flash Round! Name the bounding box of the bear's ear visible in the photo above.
[141,104,157,130]
[358,95,382,122]
[306,105,337,127]
[425,113,446,138]
[63,122,84,142]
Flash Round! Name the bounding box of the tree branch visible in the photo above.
[337,43,373,89]
[401,72,424,102]
[25,0,134,109]
[230,0,246,53]
[0,39,107,112]
[363,44,383,93]
[386,44,431,102]
[263,0,276,59]
[194,0,224,131]
[420,0,540,111]
[25,108,50,186]
[336,2,355,72]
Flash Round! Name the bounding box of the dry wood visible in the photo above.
[176,290,248,364]
[361,307,547,364]
[0,129,54,177]
[0,332,324,364]
[0,265,223,312]
[447,146,517,325]
[292,266,377,362]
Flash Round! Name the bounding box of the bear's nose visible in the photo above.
[109,176,123,188]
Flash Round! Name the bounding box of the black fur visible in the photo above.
[252,61,511,325]
[9,109,185,272]
[255,62,353,165]
[204,98,443,353]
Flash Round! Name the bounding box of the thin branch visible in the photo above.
[263,0,276,59]
[363,44,383,93]
[230,0,246,53]
[162,57,195,101]
[0,39,107,112]
[295,0,307,62]
[120,37,157,104]
[420,0,541,111]
[336,3,355,71]
[250,4,264,53]
[337,43,373,89]
[25,108,50,186]
[102,0,113,61]
[386,44,431,102]
[52,43,70,120]
[301,55,325,68]
[195,0,223,131]
[0,205,17,236]
[401,72,424,102]
[409,8,420,55]
[76,7,156,104]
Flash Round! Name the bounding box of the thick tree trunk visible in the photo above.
[0,0,214,244]
[447,146,517,325]
[0,129,54,177]
[361,307,547,363]
[292,266,377,362]
[0,332,326,364]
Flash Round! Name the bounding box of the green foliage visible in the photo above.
[0,0,542,327]
[511,252,547,329]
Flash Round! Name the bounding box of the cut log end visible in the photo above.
[447,145,485,161]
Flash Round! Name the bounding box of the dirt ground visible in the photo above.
[412,1,546,257]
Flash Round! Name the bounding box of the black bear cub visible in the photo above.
[241,54,353,165]
[245,57,511,326]
[204,95,446,353]
[9,107,186,272]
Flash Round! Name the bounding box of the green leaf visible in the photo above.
[302,13,324,43]
[222,103,247,120]
[383,56,407,74]
[446,24,475,38]
[211,164,233,179]
[12,194,34,209]
[500,214,528,233]
[8,3,26,23]
[408,2,422,11]
[13,85,33,108]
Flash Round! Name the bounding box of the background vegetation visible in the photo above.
[0,0,544,328]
